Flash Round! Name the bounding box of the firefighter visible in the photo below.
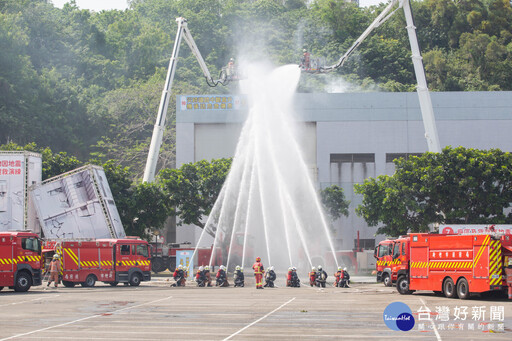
[172,264,186,287]
[252,256,264,289]
[334,267,343,287]
[342,267,350,288]
[216,265,229,287]
[264,265,276,288]
[290,267,300,287]
[196,266,205,287]
[204,265,212,287]
[301,48,311,69]
[226,57,236,79]
[309,267,317,287]
[47,254,61,288]
[316,265,327,288]
[286,267,293,287]
[234,265,244,287]
[505,257,512,299]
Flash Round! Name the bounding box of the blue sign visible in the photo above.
[383,302,415,331]
[176,250,194,279]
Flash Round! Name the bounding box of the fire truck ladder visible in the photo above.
[84,168,117,239]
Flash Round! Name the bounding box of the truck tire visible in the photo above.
[14,271,32,292]
[397,276,412,295]
[82,274,96,288]
[129,273,141,287]
[62,281,76,288]
[151,257,166,273]
[443,277,457,298]
[382,273,392,287]
[457,278,469,299]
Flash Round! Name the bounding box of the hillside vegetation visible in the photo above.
[1,0,511,175]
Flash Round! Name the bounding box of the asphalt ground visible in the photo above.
[0,276,511,340]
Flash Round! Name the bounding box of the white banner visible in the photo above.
[440,224,512,235]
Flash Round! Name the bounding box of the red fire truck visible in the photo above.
[379,233,512,299]
[0,231,43,292]
[374,238,402,286]
[43,237,151,287]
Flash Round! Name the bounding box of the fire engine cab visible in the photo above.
[43,237,151,287]
[0,231,42,292]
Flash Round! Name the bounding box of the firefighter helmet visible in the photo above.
[338,266,342,271]
[256,257,261,262]
[53,254,60,259]
[178,264,183,269]
[343,267,347,271]
[292,267,296,271]
[199,266,204,271]
[269,266,274,271]
[235,265,240,271]
[205,266,210,271]
[312,267,317,271]
[318,265,322,270]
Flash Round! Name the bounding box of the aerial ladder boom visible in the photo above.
[320,0,441,153]
[143,17,226,183]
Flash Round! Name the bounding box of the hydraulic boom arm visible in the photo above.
[320,0,441,153]
[143,17,226,183]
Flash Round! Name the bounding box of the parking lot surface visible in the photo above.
[0,278,511,340]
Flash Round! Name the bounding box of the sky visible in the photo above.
[51,0,386,12]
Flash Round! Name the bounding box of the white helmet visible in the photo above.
[205,266,210,271]
[178,264,183,269]
[235,265,240,271]
[288,267,292,271]
[53,254,60,259]
[292,267,296,271]
[312,267,317,271]
[220,265,226,270]
[318,265,322,270]
[343,267,347,271]
[269,266,274,271]
[199,266,204,271]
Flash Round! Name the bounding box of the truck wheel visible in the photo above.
[397,276,412,295]
[383,273,392,287]
[82,275,96,288]
[62,281,75,288]
[14,272,32,292]
[151,257,166,273]
[457,278,469,299]
[129,273,141,287]
[443,278,457,298]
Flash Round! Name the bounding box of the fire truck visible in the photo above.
[374,238,402,286]
[376,233,512,299]
[0,231,42,292]
[43,237,151,287]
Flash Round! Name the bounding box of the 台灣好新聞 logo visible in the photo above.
[383,302,415,331]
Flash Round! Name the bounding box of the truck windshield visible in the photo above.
[378,244,390,257]
[136,244,149,258]
[21,237,41,254]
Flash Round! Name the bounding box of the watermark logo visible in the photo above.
[383,302,415,331]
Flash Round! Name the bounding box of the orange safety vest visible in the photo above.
[252,262,263,275]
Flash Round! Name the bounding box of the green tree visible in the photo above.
[355,147,512,236]
[158,158,232,237]
[320,185,350,224]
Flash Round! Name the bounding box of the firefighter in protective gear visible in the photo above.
[252,257,264,289]
[316,265,328,288]
[309,267,317,287]
[196,266,206,287]
[172,264,186,287]
[505,257,512,299]
[290,267,300,287]
[216,265,229,287]
[47,254,61,288]
[286,267,293,287]
[301,48,311,69]
[204,265,212,287]
[234,265,244,287]
[264,265,276,287]
[334,267,343,287]
[342,267,350,288]
[226,57,236,79]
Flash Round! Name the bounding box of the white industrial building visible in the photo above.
[176,91,512,251]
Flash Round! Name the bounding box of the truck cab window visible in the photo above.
[120,245,130,255]
[402,242,406,255]
[137,244,149,258]
[21,237,41,254]
[393,243,400,258]
[378,244,389,257]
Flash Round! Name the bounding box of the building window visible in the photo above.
[354,239,375,250]
[331,153,375,163]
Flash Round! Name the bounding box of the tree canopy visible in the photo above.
[354,147,512,236]
[1,0,511,173]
